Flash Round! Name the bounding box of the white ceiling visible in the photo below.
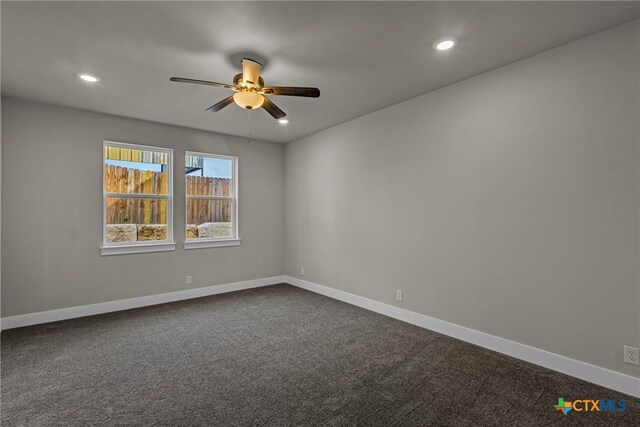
[2,2,639,143]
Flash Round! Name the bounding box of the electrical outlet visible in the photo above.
[186,275,192,285]
[300,267,305,276]
[396,290,403,302]
[624,345,639,365]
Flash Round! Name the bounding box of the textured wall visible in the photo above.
[1,97,285,316]
[285,21,640,376]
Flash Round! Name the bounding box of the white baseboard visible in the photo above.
[285,276,640,398]
[0,275,286,331]
[3,274,638,398]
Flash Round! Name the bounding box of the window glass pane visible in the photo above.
[185,155,232,196]
[104,146,168,194]
[187,200,232,239]
[106,197,168,242]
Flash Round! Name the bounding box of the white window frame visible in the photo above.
[184,151,240,250]
[100,140,175,256]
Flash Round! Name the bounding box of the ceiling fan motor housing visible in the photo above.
[233,73,264,88]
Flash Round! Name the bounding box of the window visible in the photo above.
[184,152,239,249]
[101,141,175,255]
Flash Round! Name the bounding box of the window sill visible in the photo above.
[100,242,176,256]
[184,239,241,250]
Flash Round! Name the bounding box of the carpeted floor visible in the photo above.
[1,284,639,426]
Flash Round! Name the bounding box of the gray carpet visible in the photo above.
[2,284,639,426]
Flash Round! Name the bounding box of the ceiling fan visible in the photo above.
[170,58,320,120]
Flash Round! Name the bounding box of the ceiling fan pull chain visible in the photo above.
[247,110,253,143]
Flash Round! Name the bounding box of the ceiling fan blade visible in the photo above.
[170,77,234,90]
[262,86,320,98]
[261,97,287,119]
[205,96,235,113]
[242,58,263,86]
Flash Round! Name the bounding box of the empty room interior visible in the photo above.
[2,1,640,425]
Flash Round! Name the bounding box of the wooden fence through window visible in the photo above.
[186,175,232,225]
[104,165,232,224]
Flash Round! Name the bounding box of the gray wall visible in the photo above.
[1,97,284,316]
[285,21,640,377]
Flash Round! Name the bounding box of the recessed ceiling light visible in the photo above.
[278,119,289,125]
[78,73,100,83]
[433,37,458,51]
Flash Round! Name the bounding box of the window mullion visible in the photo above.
[105,192,169,199]
[185,195,233,200]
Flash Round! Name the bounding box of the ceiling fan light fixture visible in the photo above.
[433,37,458,51]
[278,119,289,125]
[233,91,264,110]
